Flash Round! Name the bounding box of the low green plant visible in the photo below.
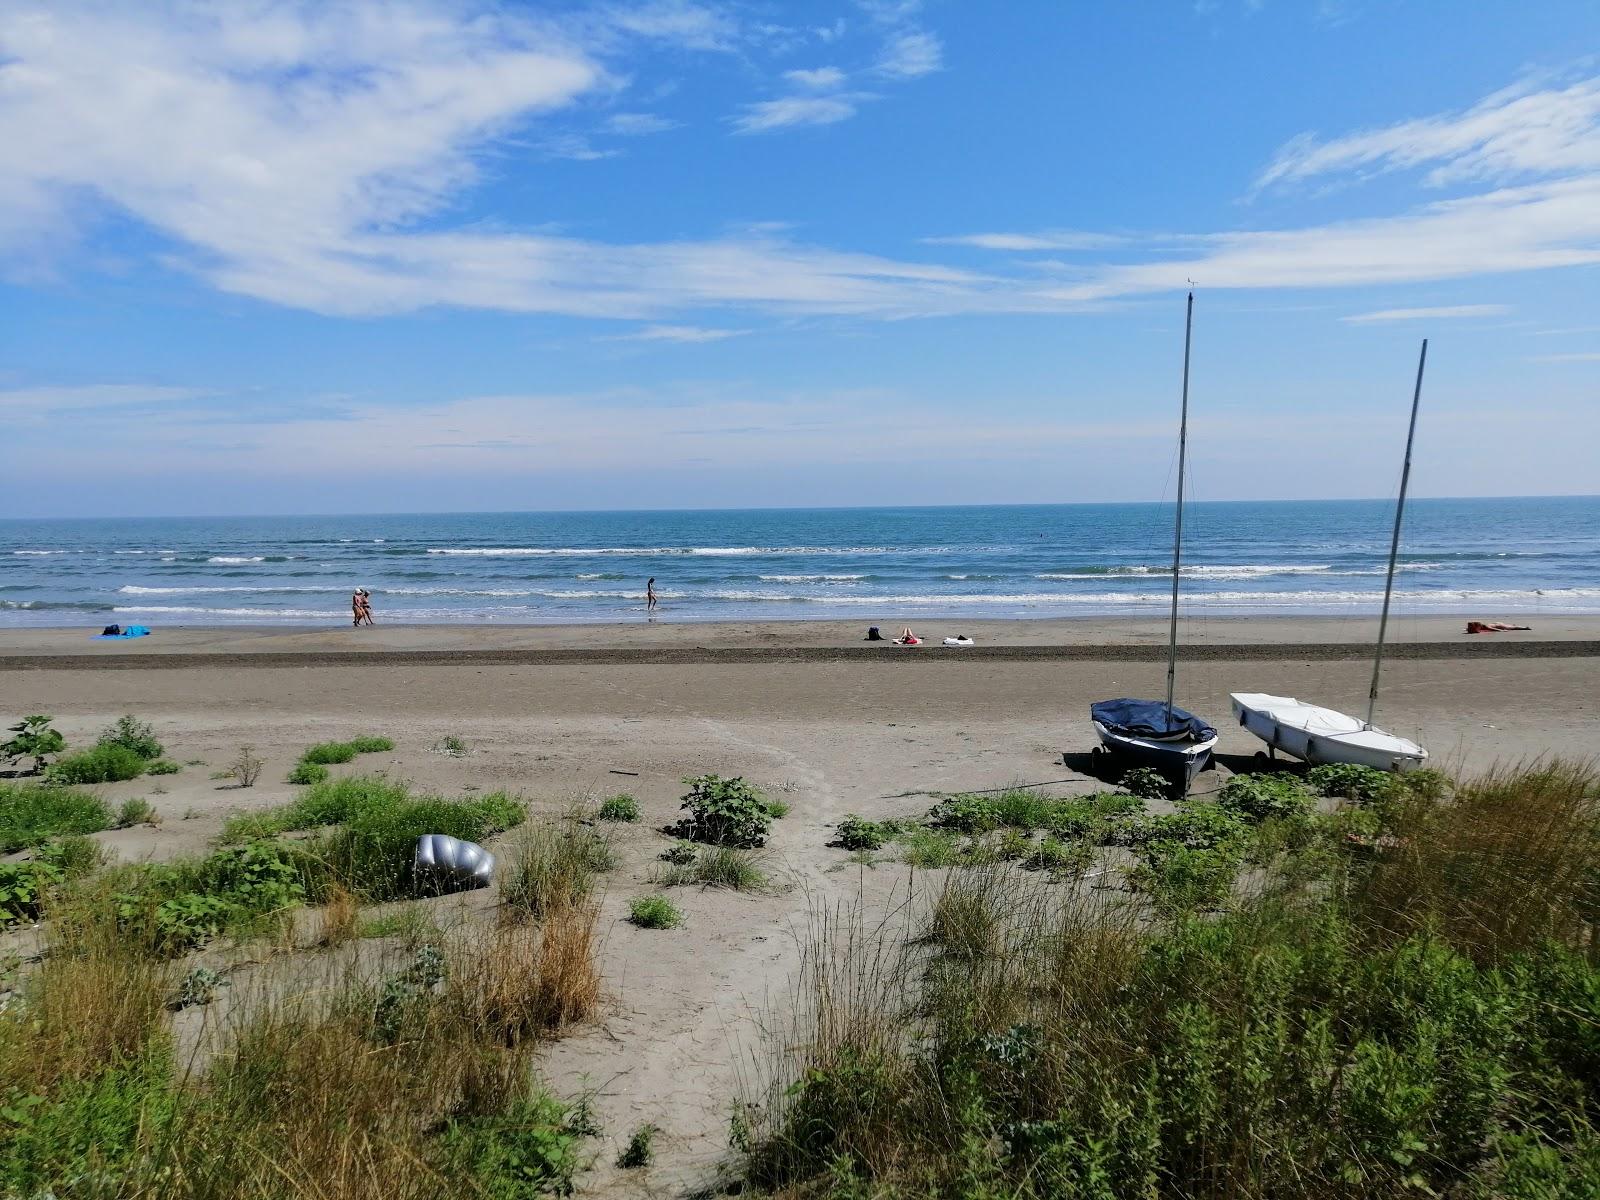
[438,1094,585,1197]
[432,734,469,758]
[2,715,66,773]
[765,799,790,819]
[617,1123,659,1168]
[658,846,769,891]
[144,759,181,776]
[900,827,967,867]
[834,814,888,851]
[96,714,164,760]
[659,840,698,865]
[300,736,391,765]
[1121,766,1171,799]
[0,783,111,852]
[114,797,157,828]
[1023,835,1095,874]
[675,774,772,847]
[597,794,640,822]
[286,760,329,785]
[0,837,102,922]
[172,965,230,1010]
[1216,772,1313,822]
[628,894,683,929]
[359,905,441,942]
[45,744,147,785]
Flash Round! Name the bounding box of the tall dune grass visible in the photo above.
[743,759,1600,1198]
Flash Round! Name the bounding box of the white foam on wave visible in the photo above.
[426,545,898,557]
[118,585,348,595]
[758,574,866,582]
[113,605,339,618]
[207,555,265,564]
[12,549,67,556]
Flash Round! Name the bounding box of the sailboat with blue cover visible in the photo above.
[1089,291,1218,789]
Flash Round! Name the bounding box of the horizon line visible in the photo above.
[4,494,1597,523]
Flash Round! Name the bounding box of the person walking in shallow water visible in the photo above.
[646,577,658,613]
[352,588,374,627]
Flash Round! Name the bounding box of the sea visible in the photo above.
[1,498,1597,628]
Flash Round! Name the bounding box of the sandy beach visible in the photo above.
[4,618,1597,1193]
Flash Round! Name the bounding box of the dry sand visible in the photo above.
[4,618,1598,1194]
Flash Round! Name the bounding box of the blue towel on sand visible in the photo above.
[92,625,150,640]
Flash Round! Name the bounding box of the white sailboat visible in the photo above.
[1091,291,1219,789]
[1231,340,1431,773]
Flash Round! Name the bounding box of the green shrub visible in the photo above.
[659,846,769,891]
[300,736,392,765]
[145,759,181,776]
[1121,766,1171,800]
[597,794,640,822]
[617,1123,659,1168]
[1022,835,1095,874]
[834,815,888,851]
[628,895,683,929]
[676,774,771,847]
[1217,773,1314,822]
[45,744,146,785]
[0,782,111,851]
[173,965,230,1010]
[765,799,791,819]
[96,715,164,760]
[659,840,698,866]
[2,714,66,773]
[301,740,359,765]
[900,827,967,867]
[438,1094,584,1198]
[286,760,330,786]
[114,797,156,828]
[926,793,997,833]
[109,839,309,953]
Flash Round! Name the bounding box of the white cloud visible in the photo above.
[1342,304,1510,324]
[1044,177,1600,301]
[876,30,942,78]
[604,112,678,135]
[603,1,737,52]
[608,324,749,342]
[731,94,863,134]
[784,66,847,90]
[1257,74,1600,190]
[1533,352,1600,362]
[925,231,1132,251]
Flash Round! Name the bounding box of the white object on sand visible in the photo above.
[942,636,974,646]
[1230,692,1428,772]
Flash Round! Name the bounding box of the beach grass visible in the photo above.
[739,759,1600,1198]
[0,782,111,852]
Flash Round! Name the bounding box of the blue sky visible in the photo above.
[2,0,1598,518]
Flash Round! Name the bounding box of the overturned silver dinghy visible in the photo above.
[413,833,496,894]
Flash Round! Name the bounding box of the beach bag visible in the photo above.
[865,626,884,641]
[102,624,121,636]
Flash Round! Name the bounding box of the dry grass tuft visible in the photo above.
[317,884,359,948]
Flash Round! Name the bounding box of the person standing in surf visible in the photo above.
[646,577,658,613]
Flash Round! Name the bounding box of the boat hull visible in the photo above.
[1092,720,1218,787]
[1229,693,1428,772]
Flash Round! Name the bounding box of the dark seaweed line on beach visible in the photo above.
[1,640,1596,671]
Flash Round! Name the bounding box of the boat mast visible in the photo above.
[1165,290,1194,719]
[1367,338,1428,727]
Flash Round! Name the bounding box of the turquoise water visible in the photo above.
[1,498,1596,626]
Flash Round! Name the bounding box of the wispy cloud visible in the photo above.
[925,231,1132,251]
[607,324,749,343]
[876,30,942,78]
[604,112,678,135]
[731,94,864,133]
[1257,73,1600,191]
[0,384,214,416]
[784,66,846,90]
[603,1,737,52]
[1342,304,1510,324]
[1533,352,1600,362]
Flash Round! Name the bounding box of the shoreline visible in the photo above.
[2,614,1597,668]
